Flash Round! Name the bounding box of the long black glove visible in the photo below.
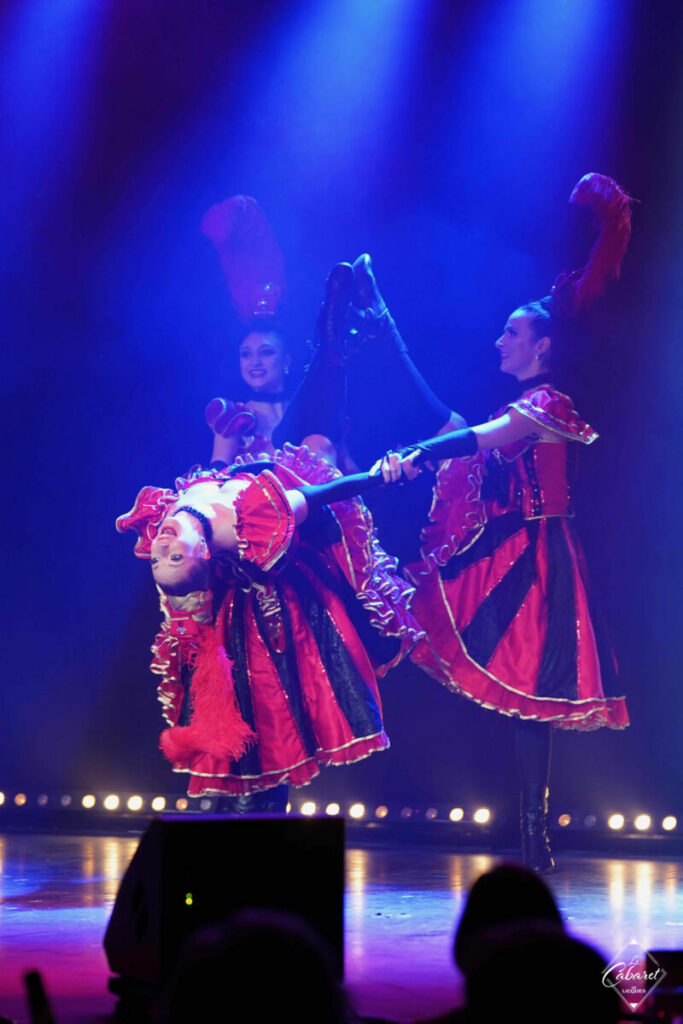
[399,427,478,466]
[297,471,383,513]
[298,430,478,513]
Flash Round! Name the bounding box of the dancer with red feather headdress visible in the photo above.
[200,195,292,466]
[117,258,422,811]
[334,173,634,871]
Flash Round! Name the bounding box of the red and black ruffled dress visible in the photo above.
[406,384,629,731]
[117,444,423,796]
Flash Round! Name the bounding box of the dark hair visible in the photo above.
[516,295,568,372]
[158,908,352,1024]
[465,921,620,1023]
[454,862,564,974]
[241,320,288,348]
[518,295,556,339]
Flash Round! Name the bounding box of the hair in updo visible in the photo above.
[241,320,288,350]
[516,295,568,372]
[518,296,556,340]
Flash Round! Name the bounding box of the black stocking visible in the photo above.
[273,353,346,450]
[513,718,552,790]
[275,290,452,460]
[347,321,453,462]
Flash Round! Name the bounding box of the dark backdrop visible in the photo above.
[2,0,681,819]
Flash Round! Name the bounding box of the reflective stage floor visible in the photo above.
[0,832,681,1023]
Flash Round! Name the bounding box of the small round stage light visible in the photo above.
[151,796,166,812]
[199,798,212,811]
[60,794,72,807]
[662,816,677,832]
[374,805,389,819]
[349,803,366,820]
[449,807,464,822]
[426,807,438,820]
[400,806,413,819]
[608,814,625,831]
[104,794,120,811]
[558,814,571,828]
[325,803,340,816]
[127,795,144,812]
[286,802,292,813]
[584,814,597,828]
[634,814,652,832]
[473,807,491,825]
[185,892,193,906]
[175,798,189,811]
[14,793,27,807]
[37,794,49,807]
[0,792,5,806]
[81,794,96,809]
[300,801,317,816]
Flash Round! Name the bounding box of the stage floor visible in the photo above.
[0,832,681,1023]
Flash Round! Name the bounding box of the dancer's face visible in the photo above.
[150,515,209,591]
[495,310,550,380]
[239,331,290,392]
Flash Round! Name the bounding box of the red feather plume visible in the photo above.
[551,173,635,315]
[201,195,285,323]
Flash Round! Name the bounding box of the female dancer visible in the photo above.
[201,195,293,464]
[117,266,420,811]
[343,173,633,870]
[205,326,292,464]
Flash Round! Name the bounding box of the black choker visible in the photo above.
[174,506,213,544]
[517,373,553,396]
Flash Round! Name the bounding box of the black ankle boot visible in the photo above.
[352,253,386,316]
[350,253,408,355]
[315,262,354,365]
[215,785,289,816]
[520,784,557,874]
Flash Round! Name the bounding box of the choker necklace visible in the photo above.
[517,373,553,396]
[174,506,214,544]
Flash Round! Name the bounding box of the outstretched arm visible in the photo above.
[396,408,558,479]
[293,454,404,518]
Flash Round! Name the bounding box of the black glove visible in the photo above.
[297,471,383,513]
[399,428,478,466]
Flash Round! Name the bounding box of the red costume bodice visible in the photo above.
[485,384,598,520]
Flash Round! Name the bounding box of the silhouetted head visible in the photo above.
[454,862,564,975]
[465,920,620,1024]
[159,908,351,1024]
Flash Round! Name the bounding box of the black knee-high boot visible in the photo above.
[514,719,556,874]
[273,263,353,450]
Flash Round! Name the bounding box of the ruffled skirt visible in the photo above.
[156,444,423,795]
[408,511,629,731]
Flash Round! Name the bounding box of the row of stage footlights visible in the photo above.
[0,792,678,833]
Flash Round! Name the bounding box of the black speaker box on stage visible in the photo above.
[104,814,344,999]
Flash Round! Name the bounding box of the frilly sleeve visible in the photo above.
[232,469,296,571]
[150,588,214,726]
[411,452,488,573]
[116,466,235,558]
[509,387,598,444]
[115,485,178,558]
